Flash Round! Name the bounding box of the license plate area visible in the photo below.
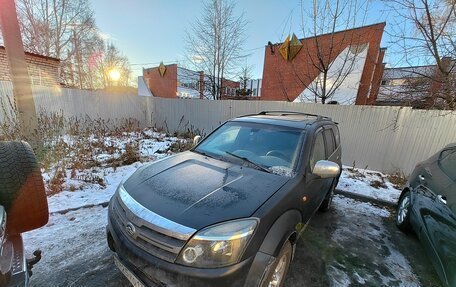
[114,255,145,287]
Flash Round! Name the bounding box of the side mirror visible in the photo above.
[193,135,202,146]
[312,160,340,178]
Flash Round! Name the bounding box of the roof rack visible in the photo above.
[256,111,331,121]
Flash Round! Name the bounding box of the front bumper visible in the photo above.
[107,216,272,287]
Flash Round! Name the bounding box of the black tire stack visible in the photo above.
[0,141,49,235]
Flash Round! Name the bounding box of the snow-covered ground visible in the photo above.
[338,166,402,204]
[328,196,419,286]
[41,128,180,213]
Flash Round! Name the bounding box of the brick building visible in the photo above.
[261,23,386,104]
[0,46,60,87]
[377,58,456,108]
[143,63,247,99]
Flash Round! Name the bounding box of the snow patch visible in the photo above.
[338,166,401,204]
[268,166,295,177]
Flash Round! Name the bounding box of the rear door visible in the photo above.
[434,149,456,286]
[323,126,341,189]
[419,148,455,193]
[414,148,456,285]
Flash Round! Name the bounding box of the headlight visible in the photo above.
[176,218,258,268]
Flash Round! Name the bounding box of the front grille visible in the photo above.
[111,188,196,263]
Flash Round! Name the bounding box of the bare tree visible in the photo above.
[186,0,247,100]
[237,64,253,98]
[92,42,131,88]
[290,0,371,104]
[15,0,131,89]
[384,0,455,109]
[17,0,96,86]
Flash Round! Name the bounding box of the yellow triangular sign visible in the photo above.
[279,36,290,61]
[158,62,166,77]
[289,33,302,61]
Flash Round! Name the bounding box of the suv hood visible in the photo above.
[123,151,289,230]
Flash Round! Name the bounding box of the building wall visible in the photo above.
[143,64,178,98]
[294,44,370,104]
[261,23,386,103]
[177,67,202,99]
[367,48,386,104]
[240,79,262,98]
[0,46,60,86]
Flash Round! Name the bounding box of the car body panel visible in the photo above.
[124,151,289,230]
[410,186,456,287]
[405,143,456,287]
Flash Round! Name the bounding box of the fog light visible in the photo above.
[182,245,203,264]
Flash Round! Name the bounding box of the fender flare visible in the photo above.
[399,186,411,201]
[258,209,302,257]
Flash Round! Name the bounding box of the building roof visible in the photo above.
[0,46,60,62]
[382,65,435,80]
[268,22,386,46]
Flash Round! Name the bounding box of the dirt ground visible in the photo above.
[284,195,442,287]
[26,195,442,287]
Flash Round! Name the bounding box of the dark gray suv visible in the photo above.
[107,111,342,287]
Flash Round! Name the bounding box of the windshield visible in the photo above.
[194,121,304,175]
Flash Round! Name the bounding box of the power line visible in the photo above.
[130,45,266,67]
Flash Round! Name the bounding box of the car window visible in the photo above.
[195,122,304,172]
[309,130,326,172]
[439,149,456,181]
[202,126,241,149]
[324,129,335,155]
[332,126,340,147]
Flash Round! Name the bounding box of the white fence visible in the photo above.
[152,98,456,174]
[1,81,456,174]
[0,80,149,126]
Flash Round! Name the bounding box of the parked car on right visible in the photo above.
[396,143,456,287]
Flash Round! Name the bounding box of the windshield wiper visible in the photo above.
[224,151,270,173]
[193,149,216,159]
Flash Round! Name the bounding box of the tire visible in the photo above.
[319,179,337,212]
[0,141,48,234]
[396,191,412,231]
[260,241,293,287]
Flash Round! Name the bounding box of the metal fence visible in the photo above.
[152,97,456,174]
[1,81,455,174]
[0,80,149,127]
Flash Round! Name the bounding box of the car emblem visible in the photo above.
[125,222,136,237]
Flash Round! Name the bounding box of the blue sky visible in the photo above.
[91,0,396,80]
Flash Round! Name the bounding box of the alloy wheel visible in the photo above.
[268,254,288,287]
[397,195,410,224]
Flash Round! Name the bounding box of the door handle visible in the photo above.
[437,195,447,205]
[418,174,425,183]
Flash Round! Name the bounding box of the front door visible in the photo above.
[300,128,331,221]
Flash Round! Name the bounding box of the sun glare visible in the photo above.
[108,69,121,81]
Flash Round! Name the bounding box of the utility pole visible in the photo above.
[0,0,40,146]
